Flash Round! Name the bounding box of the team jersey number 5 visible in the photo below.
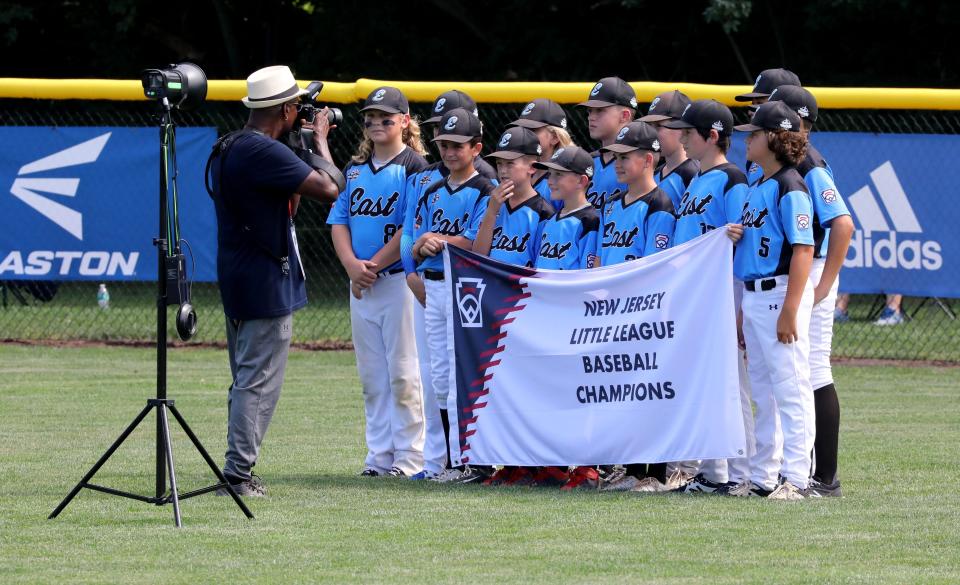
[758,237,771,258]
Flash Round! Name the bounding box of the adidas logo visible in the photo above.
[845,161,941,271]
[9,132,110,240]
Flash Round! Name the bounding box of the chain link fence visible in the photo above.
[0,97,957,361]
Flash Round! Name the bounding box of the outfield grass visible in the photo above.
[1,345,959,584]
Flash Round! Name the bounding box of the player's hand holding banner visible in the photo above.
[443,228,746,467]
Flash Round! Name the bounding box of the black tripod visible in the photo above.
[49,98,253,527]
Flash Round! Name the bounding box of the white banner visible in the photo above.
[444,228,746,467]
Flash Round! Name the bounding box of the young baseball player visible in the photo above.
[528,146,601,490]
[402,90,495,481]
[472,126,555,487]
[639,90,700,209]
[768,85,854,497]
[730,101,816,500]
[735,68,802,186]
[327,86,428,478]
[660,99,755,494]
[509,98,574,211]
[577,77,635,210]
[412,108,494,484]
[586,121,678,493]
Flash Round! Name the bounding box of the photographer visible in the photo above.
[209,65,341,496]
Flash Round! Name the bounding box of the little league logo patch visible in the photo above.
[821,188,837,204]
[655,233,669,249]
[652,139,661,151]
[346,168,361,180]
[797,214,810,229]
[711,120,724,132]
[560,118,568,129]
[455,277,486,328]
[431,192,441,205]
[798,105,810,118]
[629,97,638,108]
[419,175,433,186]
[780,118,793,130]
[585,253,597,269]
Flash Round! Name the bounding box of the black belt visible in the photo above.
[422,270,445,281]
[745,278,777,292]
[378,267,404,278]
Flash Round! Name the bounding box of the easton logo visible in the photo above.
[846,161,942,271]
[455,277,486,328]
[9,132,110,240]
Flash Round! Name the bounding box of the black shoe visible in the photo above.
[387,467,406,478]
[216,473,266,497]
[671,473,726,494]
[360,468,381,477]
[807,477,842,497]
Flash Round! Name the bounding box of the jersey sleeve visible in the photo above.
[643,209,676,255]
[463,192,490,241]
[780,190,815,246]
[580,226,599,269]
[326,184,351,226]
[805,166,850,226]
[399,172,420,273]
[724,182,749,224]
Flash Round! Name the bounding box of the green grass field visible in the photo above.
[1,345,959,584]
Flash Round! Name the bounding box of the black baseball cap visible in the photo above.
[766,84,819,124]
[639,90,692,123]
[432,108,483,143]
[734,101,802,133]
[359,86,409,114]
[510,98,568,130]
[663,99,734,136]
[601,121,661,154]
[533,146,595,177]
[486,127,543,160]
[577,77,638,109]
[424,89,478,124]
[734,68,802,102]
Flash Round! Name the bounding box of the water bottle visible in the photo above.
[97,283,110,310]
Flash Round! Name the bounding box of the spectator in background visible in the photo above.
[834,293,904,325]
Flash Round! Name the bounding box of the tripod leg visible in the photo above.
[49,403,154,519]
[158,405,182,528]
[168,403,254,519]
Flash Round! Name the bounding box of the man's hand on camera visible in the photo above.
[309,108,336,146]
[347,258,378,289]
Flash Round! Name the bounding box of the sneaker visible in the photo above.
[671,473,726,494]
[598,465,626,484]
[874,307,904,326]
[630,476,667,493]
[718,481,772,497]
[833,308,850,323]
[666,468,696,490]
[386,467,406,478]
[768,481,805,500]
[409,469,439,481]
[432,467,465,483]
[806,477,843,497]
[359,468,381,477]
[452,465,491,484]
[560,466,599,490]
[600,475,642,492]
[216,473,266,497]
[532,466,570,488]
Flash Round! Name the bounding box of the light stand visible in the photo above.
[49,97,253,527]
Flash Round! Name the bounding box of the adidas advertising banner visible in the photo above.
[1,127,217,281]
[443,229,747,467]
[731,132,960,298]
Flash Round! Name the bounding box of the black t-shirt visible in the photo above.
[210,131,312,320]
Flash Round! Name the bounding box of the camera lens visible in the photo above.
[326,108,343,126]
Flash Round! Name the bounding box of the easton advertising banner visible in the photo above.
[443,229,747,467]
[730,132,960,298]
[0,126,217,281]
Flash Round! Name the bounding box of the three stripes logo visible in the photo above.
[845,161,942,271]
[8,132,111,240]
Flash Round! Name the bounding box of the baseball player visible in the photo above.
[402,90,495,481]
[509,98,575,211]
[577,77,636,210]
[639,90,700,209]
[730,101,816,500]
[327,86,427,477]
[412,108,494,484]
[768,85,854,497]
[735,68,802,186]
[660,99,755,494]
[529,146,601,490]
[472,126,555,487]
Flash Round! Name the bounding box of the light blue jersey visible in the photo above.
[733,166,815,281]
[655,158,699,210]
[674,162,749,246]
[797,145,851,258]
[599,187,676,265]
[488,194,556,267]
[586,152,627,210]
[327,147,427,273]
[746,161,764,186]
[534,204,600,270]
[414,175,493,273]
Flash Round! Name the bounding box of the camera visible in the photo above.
[141,62,207,111]
[296,81,343,126]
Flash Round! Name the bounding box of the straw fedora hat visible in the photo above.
[242,65,308,109]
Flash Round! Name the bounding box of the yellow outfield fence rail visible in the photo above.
[1,78,959,110]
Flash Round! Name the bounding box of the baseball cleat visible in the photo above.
[768,481,805,500]
[359,468,381,477]
[717,481,772,497]
[386,467,406,478]
[600,475,642,492]
[598,465,627,485]
[560,466,599,490]
[630,476,667,493]
[452,465,491,484]
[432,467,465,483]
[409,470,440,481]
[216,473,266,497]
[670,473,726,494]
[806,477,842,497]
[666,468,696,490]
